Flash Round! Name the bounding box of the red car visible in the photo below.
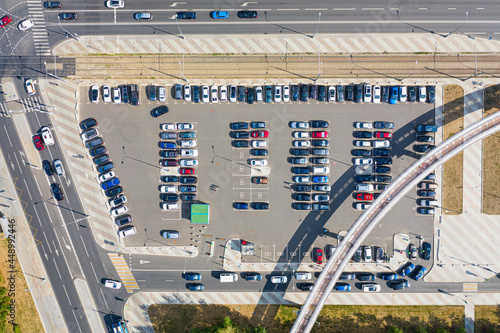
[356,193,374,201]
[375,132,392,139]
[33,135,44,151]
[0,15,12,28]
[251,130,269,138]
[315,248,323,264]
[312,131,328,139]
[180,168,195,175]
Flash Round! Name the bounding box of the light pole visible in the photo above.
[25,278,46,292]
[175,17,185,39]
[44,62,47,82]
[62,215,89,227]
[312,13,321,38]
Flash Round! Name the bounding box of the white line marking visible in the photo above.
[390,8,398,11]
[305,8,328,11]
[23,179,33,200]
[448,8,456,10]
[333,8,355,11]
[3,126,13,147]
[43,231,52,252]
[32,205,44,227]
[14,153,23,174]
[53,258,63,279]
[276,8,299,11]
[89,261,99,283]
[476,8,484,10]
[62,284,72,305]
[71,309,83,333]
[100,288,109,310]
[419,8,428,10]
[80,234,90,257]
[362,8,384,10]
[32,174,43,197]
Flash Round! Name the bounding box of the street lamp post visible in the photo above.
[312,13,321,38]
[175,17,185,39]
[25,278,46,292]
[62,215,89,227]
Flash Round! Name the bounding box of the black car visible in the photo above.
[408,86,416,102]
[59,13,77,20]
[318,86,326,102]
[265,86,272,103]
[375,166,391,174]
[251,202,269,210]
[381,86,390,103]
[80,118,97,130]
[180,185,197,193]
[181,194,197,201]
[299,283,314,291]
[292,193,311,201]
[233,131,249,139]
[353,247,362,262]
[291,148,309,156]
[180,176,197,184]
[417,136,434,143]
[43,160,54,176]
[375,175,392,183]
[422,242,431,260]
[177,12,197,19]
[418,190,436,197]
[346,84,354,101]
[44,1,61,8]
[160,150,178,158]
[89,146,107,157]
[355,175,375,182]
[351,149,371,156]
[50,183,64,201]
[238,86,246,102]
[160,193,179,201]
[414,144,435,153]
[231,122,249,130]
[93,154,110,165]
[358,272,375,281]
[337,85,345,102]
[292,167,310,175]
[193,85,200,103]
[292,203,312,210]
[373,149,391,157]
[148,85,156,101]
[300,84,309,102]
[427,86,435,103]
[373,121,394,129]
[250,149,268,156]
[151,106,169,118]
[374,157,392,165]
[237,10,257,18]
[392,279,410,290]
[311,120,329,128]
[312,140,329,147]
[121,85,129,104]
[291,85,299,101]
[354,84,363,103]
[375,184,388,191]
[161,175,178,182]
[293,184,311,192]
[247,88,254,104]
[232,140,249,148]
[105,186,123,198]
[250,122,266,129]
[309,85,317,100]
[354,131,373,139]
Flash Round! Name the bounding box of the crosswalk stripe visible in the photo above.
[108,253,140,292]
[463,283,478,292]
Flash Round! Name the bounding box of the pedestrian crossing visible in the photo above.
[26,1,50,56]
[108,253,140,293]
[0,96,52,117]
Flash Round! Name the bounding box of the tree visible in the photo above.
[387,327,403,333]
[414,328,428,333]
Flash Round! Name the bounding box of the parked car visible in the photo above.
[334,283,351,292]
[422,242,431,260]
[414,266,427,280]
[358,272,375,281]
[400,263,415,277]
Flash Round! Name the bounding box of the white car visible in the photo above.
[80,128,99,141]
[180,149,198,157]
[99,171,115,183]
[293,131,309,139]
[118,226,136,238]
[399,86,407,102]
[184,85,191,102]
[373,140,390,148]
[160,185,178,193]
[356,184,374,192]
[91,85,99,103]
[355,203,371,211]
[180,159,198,167]
[106,0,124,8]
[274,86,282,102]
[162,202,180,210]
[18,19,34,31]
[102,86,111,103]
[255,86,263,102]
[271,276,287,284]
[311,166,329,174]
[251,140,268,148]
[362,283,380,292]
[293,176,310,183]
[354,158,373,166]
[210,85,218,103]
[364,246,372,262]
[53,159,64,176]
[104,279,122,289]
[180,140,196,147]
[372,85,381,103]
[178,123,194,130]
[283,85,290,102]
[293,140,310,148]
[202,86,209,103]
[355,122,372,129]
[158,86,166,102]
[41,126,55,146]
[25,79,36,96]
[328,86,336,102]
[294,272,312,280]
[229,85,237,102]
[418,199,438,206]
[250,159,267,167]
[219,86,228,101]
[313,194,330,201]
[112,87,121,104]
[290,121,309,129]
[110,195,127,208]
[161,123,177,131]
[419,86,427,102]
[363,84,372,102]
[354,140,371,147]
[111,205,128,217]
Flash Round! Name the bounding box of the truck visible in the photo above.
[130,84,140,105]
[220,273,238,282]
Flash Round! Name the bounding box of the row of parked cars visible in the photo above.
[417,174,438,215]
[79,118,136,238]
[414,124,438,154]
[90,84,141,105]
[159,123,199,210]
[289,120,331,211]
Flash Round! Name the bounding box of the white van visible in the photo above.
[356,184,374,192]
[162,202,179,210]
[294,272,311,280]
[220,273,238,282]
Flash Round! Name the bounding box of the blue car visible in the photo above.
[233,202,249,210]
[160,142,177,149]
[312,176,329,183]
[293,167,310,175]
[389,86,399,104]
[400,263,415,277]
[101,178,120,190]
[414,266,427,281]
[184,273,201,281]
[334,283,351,291]
[381,273,398,281]
[193,86,200,103]
[188,283,204,291]
[211,11,229,19]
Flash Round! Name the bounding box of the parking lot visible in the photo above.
[78,85,434,261]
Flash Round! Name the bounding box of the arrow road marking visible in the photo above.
[241,2,258,6]
[140,260,151,264]
[170,2,187,7]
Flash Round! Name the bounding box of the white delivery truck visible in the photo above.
[220,273,238,282]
